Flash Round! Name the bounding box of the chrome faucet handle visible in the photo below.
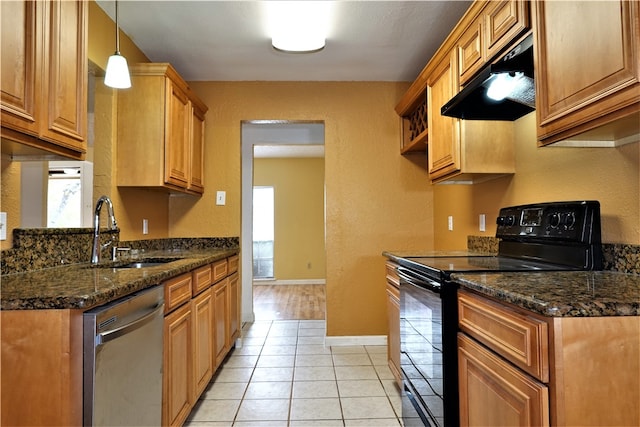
[112,246,131,261]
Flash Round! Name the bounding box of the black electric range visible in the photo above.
[396,201,603,427]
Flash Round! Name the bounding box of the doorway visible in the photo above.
[241,121,326,322]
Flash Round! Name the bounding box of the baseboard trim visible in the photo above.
[253,279,326,285]
[324,335,388,347]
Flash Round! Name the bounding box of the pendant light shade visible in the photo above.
[104,53,131,88]
[104,0,131,89]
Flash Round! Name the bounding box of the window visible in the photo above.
[47,161,93,227]
[253,186,274,278]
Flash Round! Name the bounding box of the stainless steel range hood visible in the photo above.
[441,34,534,121]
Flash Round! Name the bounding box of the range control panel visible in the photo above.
[496,201,601,243]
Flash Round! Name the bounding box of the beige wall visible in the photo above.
[433,113,640,249]
[253,157,326,280]
[169,81,433,337]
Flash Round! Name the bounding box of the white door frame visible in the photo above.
[240,121,325,323]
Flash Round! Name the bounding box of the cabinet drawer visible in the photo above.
[164,273,193,314]
[385,261,399,288]
[458,290,549,382]
[192,264,213,296]
[227,255,239,274]
[211,259,228,283]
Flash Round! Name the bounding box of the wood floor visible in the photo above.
[253,284,326,320]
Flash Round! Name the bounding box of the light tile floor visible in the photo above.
[185,320,403,427]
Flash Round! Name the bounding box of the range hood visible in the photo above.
[441,34,535,121]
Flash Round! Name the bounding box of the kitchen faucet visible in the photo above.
[91,195,118,264]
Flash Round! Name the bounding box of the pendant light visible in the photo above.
[104,0,131,89]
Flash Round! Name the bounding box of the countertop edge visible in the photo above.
[1,248,239,311]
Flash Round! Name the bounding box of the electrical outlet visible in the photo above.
[142,219,149,235]
[448,216,453,231]
[479,214,486,232]
[216,191,226,206]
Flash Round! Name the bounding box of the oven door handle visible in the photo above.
[396,267,441,292]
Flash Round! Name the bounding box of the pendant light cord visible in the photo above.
[114,0,121,55]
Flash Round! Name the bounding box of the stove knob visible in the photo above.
[496,216,506,226]
[505,215,516,226]
[549,213,561,228]
[561,212,576,228]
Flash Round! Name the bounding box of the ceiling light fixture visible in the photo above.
[104,0,131,88]
[268,1,330,53]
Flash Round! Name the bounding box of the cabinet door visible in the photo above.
[386,283,401,386]
[1,0,39,136]
[165,79,190,188]
[191,288,213,401]
[458,334,549,427]
[1,0,86,158]
[228,272,240,344]
[483,0,529,60]
[213,278,229,368]
[188,104,206,194]
[163,303,192,427]
[427,50,460,181]
[458,18,483,86]
[535,0,640,144]
[40,0,87,151]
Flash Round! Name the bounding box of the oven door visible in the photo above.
[398,267,459,427]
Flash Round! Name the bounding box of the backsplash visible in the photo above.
[602,243,640,274]
[1,228,239,275]
[467,236,640,275]
[2,229,637,275]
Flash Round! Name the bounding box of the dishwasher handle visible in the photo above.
[397,267,441,293]
[96,304,164,346]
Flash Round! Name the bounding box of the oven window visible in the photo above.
[400,283,444,427]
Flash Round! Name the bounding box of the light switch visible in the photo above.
[448,216,453,231]
[216,191,226,206]
[479,214,486,232]
[0,212,6,240]
[142,219,149,235]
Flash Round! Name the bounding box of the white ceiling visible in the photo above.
[95,1,472,82]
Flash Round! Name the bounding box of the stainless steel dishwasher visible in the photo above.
[83,285,164,426]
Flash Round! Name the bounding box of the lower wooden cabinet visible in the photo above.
[458,333,549,427]
[458,289,640,427]
[191,288,214,401]
[385,261,401,386]
[228,272,240,343]
[163,301,193,427]
[163,255,240,427]
[213,277,230,368]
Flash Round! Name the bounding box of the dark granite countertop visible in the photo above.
[452,271,640,317]
[0,248,239,311]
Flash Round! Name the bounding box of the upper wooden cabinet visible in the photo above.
[427,52,460,180]
[458,0,529,86]
[1,0,87,160]
[427,51,515,183]
[397,0,525,183]
[534,0,640,146]
[117,63,208,195]
[189,103,207,194]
